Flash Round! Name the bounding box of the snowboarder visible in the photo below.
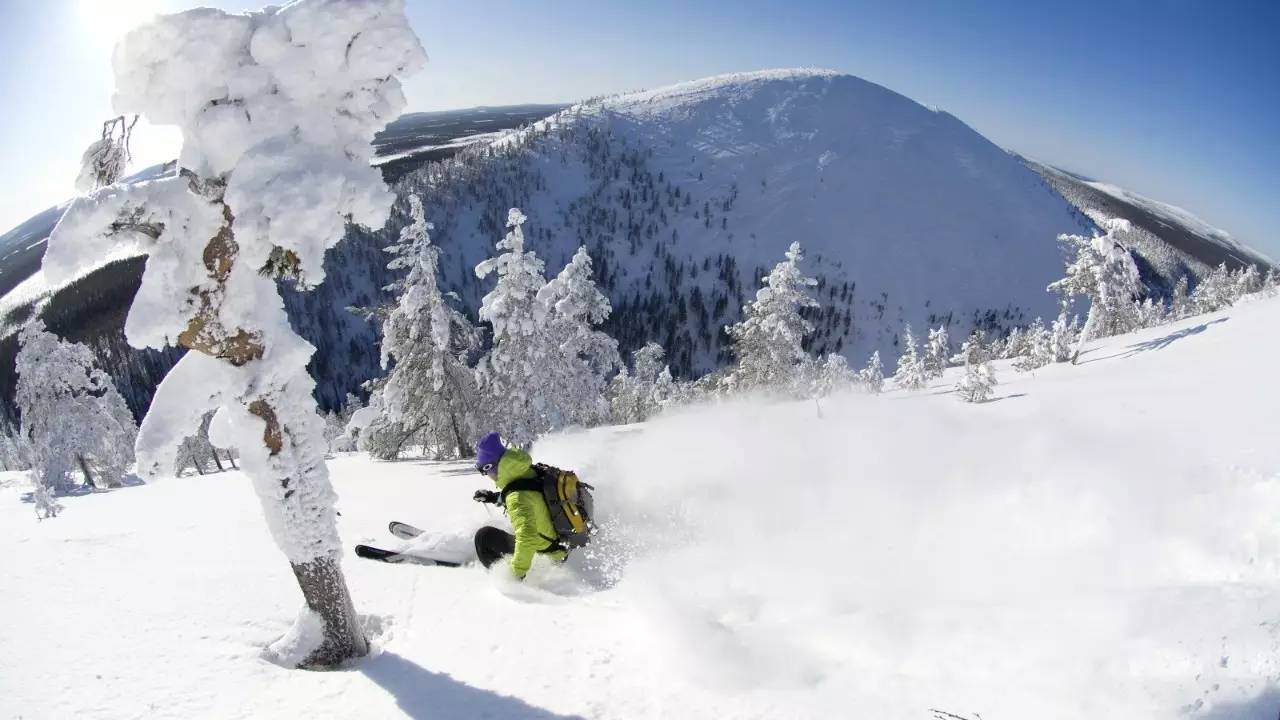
[471,432,569,579]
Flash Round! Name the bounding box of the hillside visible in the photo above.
[1026,159,1274,295]
[398,69,1094,375]
[4,291,1277,719]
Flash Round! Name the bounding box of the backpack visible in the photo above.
[499,463,595,549]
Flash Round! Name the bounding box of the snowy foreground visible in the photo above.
[4,297,1280,720]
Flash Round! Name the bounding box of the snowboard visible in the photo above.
[353,544,461,567]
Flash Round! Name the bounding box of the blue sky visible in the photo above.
[2,0,1277,259]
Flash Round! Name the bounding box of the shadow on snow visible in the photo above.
[1079,318,1228,365]
[359,651,586,720]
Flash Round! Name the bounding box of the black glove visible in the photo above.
[473,489,500,505]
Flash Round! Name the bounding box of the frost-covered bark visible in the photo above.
[373,194,480,459]
[475,209,555,447]
[15,322,137,516]
[43,0,425,668]
[537,246,620,427]
[724,241,819,395]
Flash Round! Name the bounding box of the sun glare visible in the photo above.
[77,0,168,45]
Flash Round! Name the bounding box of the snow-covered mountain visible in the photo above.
[397,69,1094,375]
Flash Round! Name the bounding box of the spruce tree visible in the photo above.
[538,246,620,427]
[376,194,480,459]
[724,242,819,395]
[923,325,950,380]
[859,351,885,394]
[475,209,555,447]
[894,324,928,390]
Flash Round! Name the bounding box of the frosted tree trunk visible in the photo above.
[76,454,95,488]
[1071,304,1098,365]
[177,185,366,667]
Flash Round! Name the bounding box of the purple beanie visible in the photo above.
[475,432,506,468]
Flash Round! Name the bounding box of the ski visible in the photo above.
[388,521,424,540]
[354,544,461,567]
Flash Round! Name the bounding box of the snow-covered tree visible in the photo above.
[537,246,620,427]
[475,208,555,447]
[956,358,998,403]
[893,324,928,390]
[859,351,884,394]
[75,115,138,193]
[1236,264,1264,298]
[923,325,951,378]
[609,342,670,423]
[1263,268,1280,297]
[15,322,138,516]
[1048,312,1078,363]
[1190,263,1234,314]
[1048,219,1142,363]
[43,0,425,667]
[724,241,819,394]
[0,428,31,472]
[373,194,481,459]
[954,329,998,403]
[1013,318,1052,372]
[1001,327,1028,361]
[1135,297,1166,329]
[175,411,230,475]
[1169,276,1191,320]
[810,354,857,398]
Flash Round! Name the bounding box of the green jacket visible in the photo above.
[493,448,565,578]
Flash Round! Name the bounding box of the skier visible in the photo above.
[471,432,569,579]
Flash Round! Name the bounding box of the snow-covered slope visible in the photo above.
[4,292,1278,719]
[1026,160,1274,296]
[402,69,1093,374]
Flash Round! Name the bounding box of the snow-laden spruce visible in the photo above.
[893,324,928,390]
[922,325,950,379]
[609,343,674,423]
[366,194,480,460]
[954,330,998,403]
[537,246,621,428]
[859,351,885,394]
[14,322,137,517]
[724,241,819,395]
[475,209,556,447]
[1049,218,1141,364]
[41,0,425,668]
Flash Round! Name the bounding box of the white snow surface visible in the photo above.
[4,294,1280,719]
